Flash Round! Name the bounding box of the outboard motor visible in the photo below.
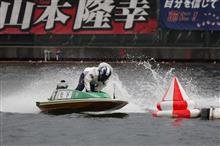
[56,80,68,89]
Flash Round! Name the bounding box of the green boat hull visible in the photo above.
[36,89,128,114]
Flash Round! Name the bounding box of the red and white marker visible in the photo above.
[153,109,200,118]
[153,76,200,118]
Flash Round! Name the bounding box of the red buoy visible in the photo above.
[153,76,200,118]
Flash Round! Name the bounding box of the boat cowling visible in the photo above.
[49,89,111,100]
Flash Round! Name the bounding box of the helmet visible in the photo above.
[98,62,113,81]
[98,66,111,82]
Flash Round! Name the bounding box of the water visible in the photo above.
[0,62,220,146]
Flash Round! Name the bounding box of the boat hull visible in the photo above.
[36,99,128,114]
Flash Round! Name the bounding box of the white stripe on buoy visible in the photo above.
[157,100,195,111]
[153,109,200,118]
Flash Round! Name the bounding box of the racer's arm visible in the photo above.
[84,73,93,91]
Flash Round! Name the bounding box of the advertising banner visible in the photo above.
[160,0,220,30]
[0,0,157,34]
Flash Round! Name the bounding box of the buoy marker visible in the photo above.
[153,76,200,118]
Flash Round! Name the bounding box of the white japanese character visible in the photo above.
[34,0,71,30]
[191,0,202,8]
[0,0,35,30]
[210,0,218,8]
[74,0,114,30]
[184,0,191,8]
[174,0,183,8]
[201,0,217,8]
[164,0,174,8]
[115,0,150,29]
[201,0,209,8]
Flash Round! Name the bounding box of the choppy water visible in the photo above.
[0,61,220,146]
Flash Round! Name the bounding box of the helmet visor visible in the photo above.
[98,67,111,81]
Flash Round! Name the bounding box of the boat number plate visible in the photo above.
[56,90,72,99]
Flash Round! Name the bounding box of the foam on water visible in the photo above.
[0,66,75,113]
[104,74,145,113]
[0,62,219,113]
[135,61,220,110]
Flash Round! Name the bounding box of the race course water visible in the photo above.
[0,62,220,146]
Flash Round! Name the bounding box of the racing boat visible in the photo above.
[36,89,128,114]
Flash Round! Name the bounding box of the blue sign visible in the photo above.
[160,0,220,30]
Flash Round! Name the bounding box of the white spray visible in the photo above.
[1,62,219,113]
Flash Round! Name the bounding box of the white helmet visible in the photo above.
[98,62,113,81]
